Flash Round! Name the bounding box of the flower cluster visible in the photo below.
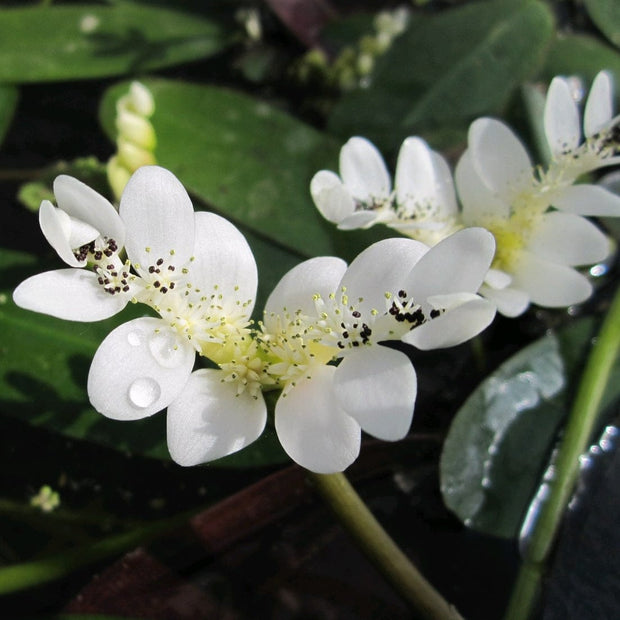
[14,166,496,472]
[311,71,620,316]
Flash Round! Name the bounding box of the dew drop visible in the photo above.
[127,330,145,347]
[128,378,161,409]
[149,330,186,368]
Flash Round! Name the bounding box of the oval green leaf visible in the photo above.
[327,0,553,154]
[541,33,620,87]
[100,78,392,261]
[584,0,620,49]
[0,5,231,82]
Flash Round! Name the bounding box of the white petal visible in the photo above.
[13,269,128,321]
[310,170,356,224]
[395,137,436,208]
[430,150,459,216]
[334,347,416,441]
[528,211,610,266]
[67,217,101,250]
[120,166,195,268]
[480,283,530,318]
[544,77,581,157]
[339,137,391,203]
[191,212,258,315]
[88,317,196,420]
[264,257,347,333]
[584,71,614,138]
[552,184,620,217]
[484,268,512,290]
[338,211,383,230]
[455,150,510,222]
[53,175,125,248]
[339,238,429,317]
[275,365,361,473]
[402,295,496,349]
[39,201,83,267]
[166,369,267,466]
[404,228,495,302]
[468,118,533,199]
[511,253,592,307]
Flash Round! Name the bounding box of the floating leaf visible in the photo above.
[440,318,620,539]
[100,78,392,263]
[584,0,620,49]
[0,249,287,467]
[328,0,553,154]
[0,5,231,82]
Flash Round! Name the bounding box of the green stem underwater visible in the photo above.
[307,471,463,620]
[504,285,620,620]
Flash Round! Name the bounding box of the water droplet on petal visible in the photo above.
[128,378,161,409]
[127,330,145,347]
[149,330,186,368]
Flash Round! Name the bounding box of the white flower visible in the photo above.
[82,166,266,465]
[311,136,394,230]
[543,71,620,174]
[16,166,266,467]
[13,175,130,321]
[455,73,620,317]
[261,228,496,473]
[311,136,460,245]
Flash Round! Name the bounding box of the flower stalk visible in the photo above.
[504,284,620,620]
[308,471,463,620]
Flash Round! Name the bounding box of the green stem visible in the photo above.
[0,511,191,596]
[308,471,463,620]
[504,286,620,620]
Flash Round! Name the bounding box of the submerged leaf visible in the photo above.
[441,318,620,539]
[440,334,567,538]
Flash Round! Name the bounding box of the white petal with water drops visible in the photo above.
[88,317,195,420]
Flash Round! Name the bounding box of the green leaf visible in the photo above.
[440,318,620,539]
[327,0,554,154]
[0,85,18,147]
[0,249,287,467]
[541,33,620,87]
[584,0,620,49]
[0,5,231,82]
[100,78,393,262]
